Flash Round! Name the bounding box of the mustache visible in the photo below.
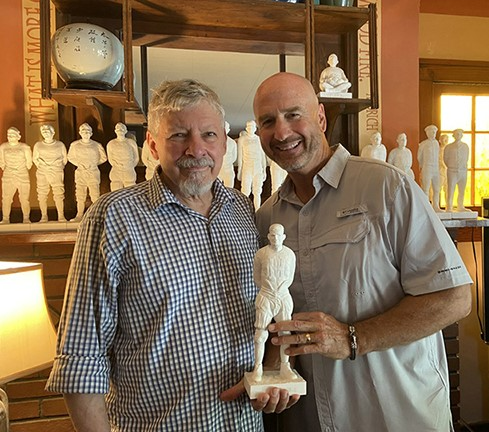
[176,156,215,169]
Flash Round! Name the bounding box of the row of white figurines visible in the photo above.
[360,125,477,218]
[0,121,476,225]
[0,120,286,224]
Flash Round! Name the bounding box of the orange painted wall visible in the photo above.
[0,0,25,137]
[420,0,489,17]
[380,1,421,177]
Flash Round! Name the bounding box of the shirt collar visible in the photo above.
[148,166,234,211]
[273,144,351,205]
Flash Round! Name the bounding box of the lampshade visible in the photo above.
[0,262,57,385]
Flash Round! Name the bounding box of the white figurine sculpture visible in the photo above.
[33,124,68,222]
[107,122,139,191]
[360,131,387,162]
[438,133,449,206]
[237,120,267,209]
[244,224,306,399]
[387,133,414,179]
[141,139,159,180]
[219,121,238,188]
[418,124,441,212]
[68,123,107,222]
[318,53,352,99]
[0,127,32,224]
[269,160,287,194]
[444,129,474,216]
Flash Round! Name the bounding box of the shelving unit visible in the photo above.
[40,0,378,151]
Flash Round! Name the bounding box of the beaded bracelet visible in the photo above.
[348,324,358,360]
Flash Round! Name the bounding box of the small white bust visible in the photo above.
[251,223,297,382]
[318,53,352,98]
[361,131,387,162]
[218,121,238,188]
[33,124,68,222]
[417,124,441,212]
[237,120,267,209]
[141,139,160,180]
[68,123,108,222]
[443,129,470,212]
[387,133,414,178]
[0,127,32,223]
[106,122,139,191]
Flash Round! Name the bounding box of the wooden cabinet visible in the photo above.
[40,0,378,153]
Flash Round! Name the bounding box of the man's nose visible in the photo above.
[273,118,292,142]
[185,135,207,158]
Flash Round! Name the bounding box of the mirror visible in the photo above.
[132,47,305,136]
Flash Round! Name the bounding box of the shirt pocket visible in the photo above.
[310,213,371,248]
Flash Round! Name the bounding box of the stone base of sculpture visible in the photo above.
[437,210,478,220]
[317,91,352,99]
[244,370,306,400]
[436,210,452,220]
[450,210,478,220]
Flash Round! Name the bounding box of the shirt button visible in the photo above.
[302,249,309,256]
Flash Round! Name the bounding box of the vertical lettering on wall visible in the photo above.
[358,0,381,153]
[22,0,58,147]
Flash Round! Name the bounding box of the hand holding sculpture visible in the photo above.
[0,127,32,223]
[417,124,441,212]
[67,123,107,222]
[251,224,297,383]
[33,124,68,222]
[319,53,352,97]
[107,122,139,191]
[361,131,387,162]
[387,133,414,179]
[443,129,470,212]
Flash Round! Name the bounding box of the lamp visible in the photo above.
[0,262,57,432]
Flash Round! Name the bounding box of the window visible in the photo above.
[438,91,489,207]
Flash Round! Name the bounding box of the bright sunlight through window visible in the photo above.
[440,94,489,207]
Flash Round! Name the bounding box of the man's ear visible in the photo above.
[318,103,327,133]
[147,132,159,160]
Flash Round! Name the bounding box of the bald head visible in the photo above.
[253,72,318,119]
[252,72,329,177]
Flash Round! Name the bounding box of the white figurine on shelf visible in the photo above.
[444,129,474,216]
[360,131,387,161]
[387,132,414,179]
[219,121,238,188]
[107,122,139,191]
[269,160,287,194]
[67,123,108,222]
[141,139,159,180]
[247,224,305,394]
[438,133,449,206]
[0,127,32,224]
[318,53,352,99]
[237,120,267,209]
[33,124,68,222]
[418,124,441,212]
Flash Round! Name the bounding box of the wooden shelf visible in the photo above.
[50,88,140,110]
[0,230,78,245]
[321,97,371,115]
[41,0,378,151]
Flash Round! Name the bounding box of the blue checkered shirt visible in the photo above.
[46,169,263,431]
